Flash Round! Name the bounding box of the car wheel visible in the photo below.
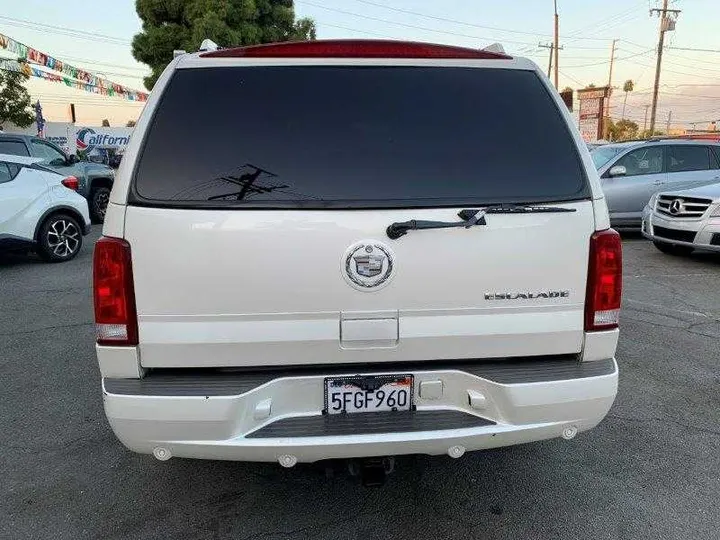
[653,241,693,256]
[90,187,110,223]
[37,214,84,262]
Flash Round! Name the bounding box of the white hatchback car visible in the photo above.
[0,153,91,262]
[95,40,621,475]
[642,183,720,255]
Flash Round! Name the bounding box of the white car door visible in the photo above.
[0,161,51,240]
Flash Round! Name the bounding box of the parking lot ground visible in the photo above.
[1,229,719,540]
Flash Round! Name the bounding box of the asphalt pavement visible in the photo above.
[1,229,719,540]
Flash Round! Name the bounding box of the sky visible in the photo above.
[0,0,718,129]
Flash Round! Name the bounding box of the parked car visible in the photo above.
[94,39,621,475]
[108,149,124,169]
[0,133,114,223]
[590,141,640,169]
[0,153,91,262]
[642,182,720,255]
[594,139,720,227]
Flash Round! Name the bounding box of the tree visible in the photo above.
[621,79,634,120]
[608,118,639,141]
[102,119,111,127]
[132,0,316,90]
[126,120,137,127]
[0,69,34,128]
[640,128,664,139]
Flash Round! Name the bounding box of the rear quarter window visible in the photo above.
[0,140,30,157]
[667,145,710,172]
[132,66,590,209]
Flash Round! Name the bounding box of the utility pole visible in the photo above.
[643,104,650,135]
[539,42,563,78]
[607,39,617,90]
[539,42,554,77]
[649,0,681,134]
[548,43,554,77]
[666,110,672,133]
[603,39,617,140]
[553,0,559,88]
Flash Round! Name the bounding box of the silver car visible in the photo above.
[593,140,720,227]
[642,182,720,255]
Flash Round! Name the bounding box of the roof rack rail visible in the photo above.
[647,135,720,142]
[481,43,506,55]
[199,39,219,52]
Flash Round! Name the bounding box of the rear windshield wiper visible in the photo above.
[482,203,577,215]
[387,209,487,239]
[386,204,576,240]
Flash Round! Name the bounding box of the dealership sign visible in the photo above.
[43,123,132,155]
[577,86,612,142]
[76,127,132,153]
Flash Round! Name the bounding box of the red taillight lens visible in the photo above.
[201,39,512,59]
[585,229,622,331]
[62,176,79,190]
[93,237,138,345]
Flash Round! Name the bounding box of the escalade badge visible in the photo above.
[484,291,570,300]
[342,241,395,291]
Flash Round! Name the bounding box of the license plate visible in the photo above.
[324,375,414,415]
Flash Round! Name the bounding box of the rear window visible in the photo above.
[132,66,589,209]
[0,140,30,157]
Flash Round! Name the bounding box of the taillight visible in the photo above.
[62,176,79,190]
[93,237,138,345]
[585,229,622,331]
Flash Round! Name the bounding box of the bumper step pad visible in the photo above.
[246,410,494,438]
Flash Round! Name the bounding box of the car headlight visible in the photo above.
[711,204,720,217]
[648,193,659,210]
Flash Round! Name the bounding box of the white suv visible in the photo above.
[94,40,621,468]
[642,183,720,255]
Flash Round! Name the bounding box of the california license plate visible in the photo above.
[325,375,414,415]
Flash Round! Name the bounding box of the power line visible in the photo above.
[562,47,654,68]
[625,58,720,80]
[570,9,646,42]
[302,1,610,50]
[562,2,647,43]
[300,1,539,46]
[631,90,720,99]
[0,16,130,45]
[664,51,720,67]
[667,46,720,53]
[659,57,720,74]
[348,0,607,40]
[660,83,720,87]
[51,55,148,73]
[317,21,397,40]
[558,69,585,87]
[0,48,148,80]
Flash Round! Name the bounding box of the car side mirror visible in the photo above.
[66,154,80,165]
[608,165,627,177]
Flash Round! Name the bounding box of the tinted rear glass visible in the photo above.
[0,140,30,157]
[133,67,589,208]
